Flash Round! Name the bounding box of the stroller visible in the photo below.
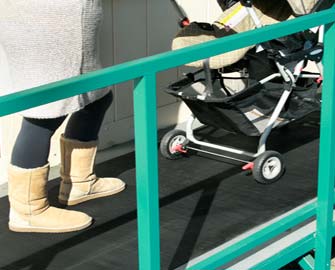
[160,0,329,184]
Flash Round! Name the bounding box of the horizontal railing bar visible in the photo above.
[252,234,315,270]
[0,8,334,117]
[252,223,335,270]
[186,200,318,270]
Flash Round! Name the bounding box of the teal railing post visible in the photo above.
[315,21,335,270]
[133,74,160,270]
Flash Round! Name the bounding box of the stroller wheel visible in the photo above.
[252,151,285,184]
[160,129,188,160]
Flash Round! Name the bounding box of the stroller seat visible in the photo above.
[172,0,293,69]
[172,22,252,69]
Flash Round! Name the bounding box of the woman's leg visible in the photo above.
[8,115,92,233]
[11,116,66,169]
[11,90,113,169]
[64,91,113,141]
[59,91,125,206]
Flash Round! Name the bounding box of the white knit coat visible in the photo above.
[0,0,110,119]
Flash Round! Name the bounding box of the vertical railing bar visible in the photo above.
[314,21,335,270]
[133,74,160,270]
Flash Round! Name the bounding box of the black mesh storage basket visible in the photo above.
[166,76,320,136]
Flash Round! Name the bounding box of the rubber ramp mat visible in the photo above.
[0,113,320,270]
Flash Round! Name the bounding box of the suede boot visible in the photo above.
[58,134,126,206]
[8,164,92,233]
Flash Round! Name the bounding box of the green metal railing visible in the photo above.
[0,6,335,270]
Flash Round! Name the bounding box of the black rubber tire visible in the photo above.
[160,129,187,160]
[252,151,285,184]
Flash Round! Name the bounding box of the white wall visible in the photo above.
[96,0,181,150]
[175,0,222,22]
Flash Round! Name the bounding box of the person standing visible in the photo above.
[0,0,125,233]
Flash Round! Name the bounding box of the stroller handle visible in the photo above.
[239,0,253,7]
[220,0,253,8]
[170,0,190,27]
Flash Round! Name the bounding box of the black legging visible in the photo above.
[11,92,113,169]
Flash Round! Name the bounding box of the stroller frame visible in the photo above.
[162,0,323,183]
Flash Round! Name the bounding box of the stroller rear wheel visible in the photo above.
[253,151,285,184]
[160,129,188,160]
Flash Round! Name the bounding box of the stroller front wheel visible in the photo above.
[252,151,285,184]
[160,129,188,160]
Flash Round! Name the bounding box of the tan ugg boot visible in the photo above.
[58,134,126,206]
[8,164,92,233]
